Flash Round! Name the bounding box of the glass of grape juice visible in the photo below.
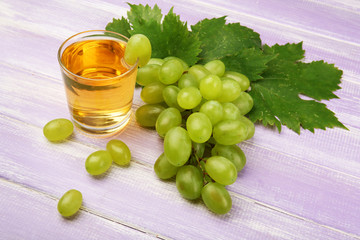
[58,30,138,136]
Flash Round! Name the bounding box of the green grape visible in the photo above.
[136,64,161,86]
[199,100,223,125]
[154,153,179,179]
[204,60,225,77]
[147,58,165,66]
[216,78,241,102]
[163,56,189,71]
[178,73,198,89]
[223,71,250,91]
[199,74,222,100]
[211,144,246,172]
[162,85,184,111]
[135,104,166,128]
[232,92,254,115]
[43,118,74,142]
[85,150,113,176]
[155,108,182,138]
[164,127,192,166]
[177,87,202,109]
[159,59,184,85]
[106,139,131,166]
[176,165,203,200]
[213,120,248,145]
[188,65,211,84]
[205,156,237,185]
[201,182,232,214]
[192,142,205,158]
[238,115,255,140]
[222,102,241,121]
[124,34,151,67]
[186,112,212,143]
[140,81,166,104]
[57,189,82,217]
[192,98,206,112]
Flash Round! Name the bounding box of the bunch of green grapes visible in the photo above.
[135,57,254,214]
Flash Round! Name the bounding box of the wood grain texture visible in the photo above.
[1,0,360,239]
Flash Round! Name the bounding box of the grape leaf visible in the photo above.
[248,43,347,133]
[106,17,131,38]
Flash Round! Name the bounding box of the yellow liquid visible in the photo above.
[61,39,137,135]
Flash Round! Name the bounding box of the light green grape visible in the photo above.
[223,71,250,91]
[155,108,182,137]
[140,81,166,104]
[136,64,161,86]
[178,73,198,89]
[57,189,82,217]
[201,182,232,214]
[85,150,113,176]
[159,59,184,85]
[204,60,225,77]
[106,139,131,166]
[43,118,74,142]
[211,144,246,172]
[188,65,211,84]
[177,87,202,109]
[232,92,254,115]
[192,98,206,112]
[164,127,192,166]
[216,78,241,102]
[186,112,212,143]
[205,156,237,185]
[176,165,203,200]
[199,74,222,100]
[222,102,241,121]
[154,153,179,179]
[124,34,151,67]
[199,100,223,125]
[147,58,165,66]
[163,56,189,71]
[213,120,248,145]
[238,115,255,140]
[192,142,205,158]
[135,104,166,128]
[162,85,184,111]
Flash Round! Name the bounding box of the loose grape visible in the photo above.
[188,65,211,84]
[136,64,161,86]
[159,59,184,85]
[186,112,212,143]
[57,189,83,217]
[135,104,166,127]
[176,165,203,200]
[216,78,241,102]
[232,92,254,115]
[213,120,248,145]
[205,156,237,185]
[147,58,165,66]
[164,127,192,167]
[204,60,225,77]
[124,34,151,67]
[154,153,179,179]
[211,144,246,172]
[85,150,113,176]
[177,87,202,109]
[106,139,131,166]
[199,74,222,100]
[199,100,223,125]
[140,81,166,104]
[222,102,241,121]
[163,56,189,71]
[43,118,74,142]
[178,73,198,89]
[223,71,250,91]
[156,108,182,138]
[162,85,184,111]
[202,182,232,214]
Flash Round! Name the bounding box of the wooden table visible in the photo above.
[1,0,359,239]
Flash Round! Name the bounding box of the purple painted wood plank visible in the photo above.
[0,117,357,240]
[0,180,160,240]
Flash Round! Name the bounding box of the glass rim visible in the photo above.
[57,30,138,82]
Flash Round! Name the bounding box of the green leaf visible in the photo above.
[105,17,131,38]
[248,43,347,133]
